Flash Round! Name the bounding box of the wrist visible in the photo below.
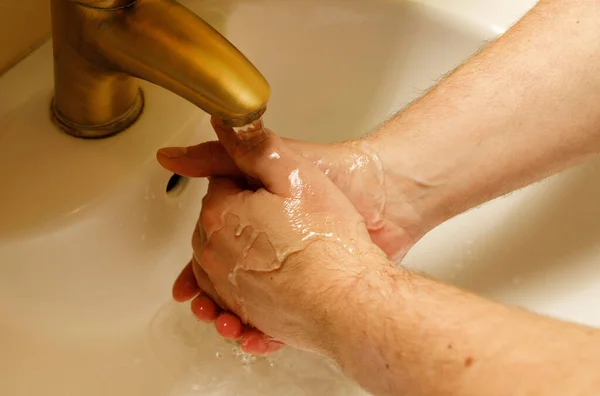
[283,240,396,356]
[364,130,451,239]
[320,259,410,384]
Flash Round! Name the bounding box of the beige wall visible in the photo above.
[0,0,50,74]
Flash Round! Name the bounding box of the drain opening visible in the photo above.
[166,173,188,195]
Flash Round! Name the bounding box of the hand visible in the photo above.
[165,118,392,354]
[158,119,420,354]
[158,129,423,261]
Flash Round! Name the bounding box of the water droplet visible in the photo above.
[231,345,242,358]
[216,352,222,358]
[235,224,244,237]
[232,118,267,144]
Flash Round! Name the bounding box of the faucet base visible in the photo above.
[51,89,145,139]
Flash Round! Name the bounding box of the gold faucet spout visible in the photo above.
[51,0,270,138]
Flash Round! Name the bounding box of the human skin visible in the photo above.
[161,120,600,396]
[162,131,420,354]
[160,0,600,352]
[156,0,600,394]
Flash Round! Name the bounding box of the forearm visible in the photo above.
[323,263,600,396]
[370,0,600,232]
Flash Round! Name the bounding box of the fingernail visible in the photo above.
[248,337,269,355]
[158,147,187,159]
[266,340,285,353]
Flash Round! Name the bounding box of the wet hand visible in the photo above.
[158,129,419,261]
[171,260,283,355]
[167,118,390,354]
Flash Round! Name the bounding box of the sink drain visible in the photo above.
[166,173,188,195]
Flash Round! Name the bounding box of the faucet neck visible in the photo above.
[51,0,270,138]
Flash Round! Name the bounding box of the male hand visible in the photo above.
[159,118,392,355]
[158,125,421,261]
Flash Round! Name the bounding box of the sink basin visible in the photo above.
[8,0,599,395]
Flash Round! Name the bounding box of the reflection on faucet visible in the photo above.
[51,0,270,138]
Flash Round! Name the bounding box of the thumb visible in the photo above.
[211,117,317,196]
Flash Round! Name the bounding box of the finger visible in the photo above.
[205,176,243,197]
[191,295,219,323]
[240,329,286,356]
[190,227,227,309]
[215,312,244,340]
[156,141,242,178]
[200,178,244,238]
[191,256,227,308]
[172,261,201,302]
[211,117,314,196]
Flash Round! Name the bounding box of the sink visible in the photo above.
[9,0,598,395]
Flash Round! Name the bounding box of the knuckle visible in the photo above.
[198,246,216,272]
[235,133,274,160]
[199,206,221,230]
[200,188,226,227]
[191,223,205,247]
[198,247,211,265]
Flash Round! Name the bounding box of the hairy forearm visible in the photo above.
[324,262,600,396]
[370,0,600,232]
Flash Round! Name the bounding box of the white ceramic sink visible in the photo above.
[7,0,599,395]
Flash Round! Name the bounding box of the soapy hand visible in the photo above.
[161,118,391,354]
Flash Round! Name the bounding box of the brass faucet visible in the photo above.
[50,0,270,138]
